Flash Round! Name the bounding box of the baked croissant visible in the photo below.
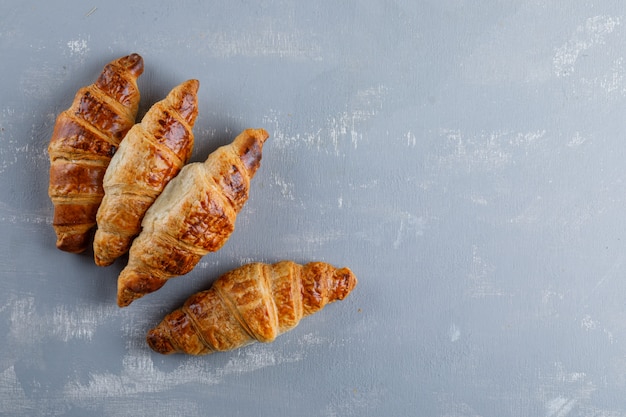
[93,79,200,266]
[117,128,270,307]
[48,53,144,253]
[147,260,357,355]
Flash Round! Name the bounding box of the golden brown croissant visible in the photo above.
[147,260,357,355]
[48,53,144,253]
[117,128,270,307]
[93,79,200,266]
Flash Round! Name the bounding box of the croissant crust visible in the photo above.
[93,79,200,266]
[117,128,270,307]
[48,53,144,253]
[147,261,357,355]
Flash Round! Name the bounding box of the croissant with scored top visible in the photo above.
[48,53,144,253]
[117,128,270,307]
[146,260,357,355]
[93,79,200,266]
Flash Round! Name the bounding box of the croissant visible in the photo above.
[117,128,270,307]
[147,260,357,355]
[48,53,144,253]
[93,79,200,266]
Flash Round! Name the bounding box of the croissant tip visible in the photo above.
[94,256,113,267]
[56,244,86,254]
[184,79,200,92]
[117,270,168,307]
[118,53,144,77]
[116,284,136,307]
[254,128,270,143]
[55,233,89,254]
[332,266,358,301]
[116,289,136,307]
[239,128,269,143]
[146,327,176,354]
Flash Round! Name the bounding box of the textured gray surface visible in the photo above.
[2,1,626,416]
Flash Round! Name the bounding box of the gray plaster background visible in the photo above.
[2,0,626,416]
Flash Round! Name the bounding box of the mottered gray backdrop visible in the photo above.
[2,1,626,416]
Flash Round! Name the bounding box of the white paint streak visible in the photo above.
[9,297,44,347]
[578,318,619,352]
[393,212,426,249]
[52,303,116,342]
[237,256,260,266]
[263,85,386,155]
[580,315,597,331]
[297,332,325,347]
[449,323,461,342]
[545,396,577,417]
[510,195,543,225]
[436,392,482,417]
[20,65,68,99]
[466,245,502,298]
[542,289,564,305]
[327,108,375,155]
[64,331,323,401]
[289,229,345,248]
[540,362,597,417]
[436,128,547,174]
[5,296,118,346]
[219,343,302,375]
[470,195,488,206]
[330,85,386,153]
[202,27,321,60]
[348,179,379,190]
[0,107,50,177]
[66,37,90,57]
[576,55,626,98]
[599,57,626,93]
[553,15,621,77]
[0,366,30,415]
[0,107,18,175]
[406,130,416,147]
[0,209,51,226]
[269,172,296,201]
[567,131,588,148]
[323,385,386,417]
[262,109,315,150]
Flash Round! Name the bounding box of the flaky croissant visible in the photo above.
[48,53,144,253]
[117,128,270,307]
[147,261,357,355]
[93,79,200,266]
